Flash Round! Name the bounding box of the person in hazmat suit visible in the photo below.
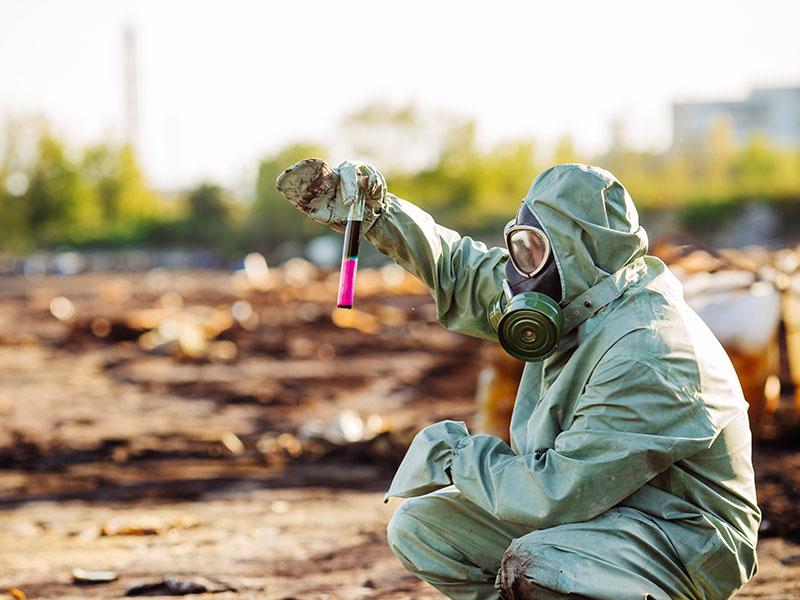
[276,159,760,600]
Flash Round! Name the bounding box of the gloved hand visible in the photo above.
[275,158,387,233]
[384,420,470,502]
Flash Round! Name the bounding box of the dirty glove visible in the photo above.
[275,158,387,233]
[384,420,470,502]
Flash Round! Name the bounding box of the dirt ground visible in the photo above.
[1,269,799,599]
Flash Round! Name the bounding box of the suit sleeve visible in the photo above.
[448,355,719,528]
[365,193,507,341]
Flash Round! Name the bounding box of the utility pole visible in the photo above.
[123,24,139,149]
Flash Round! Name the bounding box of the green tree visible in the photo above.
[248,143,327,251]
[0,123,164,251]
[0,123,31,251]
[81,142,160,239]
[552,135,579,165]
[703,116,737,199]
[393,122,539,232]
[185,182,231,244]
[24,132,99,245]
[732,135,800,199]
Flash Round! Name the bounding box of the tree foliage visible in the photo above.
[245,142,328,252]
[1,109,799,256]
[1,121,161,251]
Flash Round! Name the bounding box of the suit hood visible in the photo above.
[523,164,649,306]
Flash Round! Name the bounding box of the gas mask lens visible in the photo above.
[504,220,551,278]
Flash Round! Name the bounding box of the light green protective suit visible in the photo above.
[365,165,760,599]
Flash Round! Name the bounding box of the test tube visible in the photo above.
[336,207,361,309]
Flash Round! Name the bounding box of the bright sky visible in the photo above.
[1,0,798,189]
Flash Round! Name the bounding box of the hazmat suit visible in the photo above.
[277,161,760,599]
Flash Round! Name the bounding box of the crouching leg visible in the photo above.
[496,507,701,600]
[387,488,530,600]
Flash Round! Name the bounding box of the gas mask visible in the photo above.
[488,203,564,361]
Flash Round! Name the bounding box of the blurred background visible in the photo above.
[1,1,799,599]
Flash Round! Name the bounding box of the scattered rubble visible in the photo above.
[0,257,799,598]
[125,576,234,596]
[71,568,118,584]
[660,242,800,434]
[100,515,199,537]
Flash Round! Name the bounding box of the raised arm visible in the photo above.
[365,193,507,340]
[277,159,507,340]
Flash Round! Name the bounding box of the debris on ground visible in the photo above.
[298,410,389,445]
[100,515,199,537]
[656,242,800,434]
[1,264,799,598]
[125,576,234,596]
[71,568,118,584]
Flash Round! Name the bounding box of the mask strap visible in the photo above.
[502,280,514,302]
[562,259,647,335]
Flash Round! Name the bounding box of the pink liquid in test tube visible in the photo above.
[337,257,358,308]
[337,219,361,309]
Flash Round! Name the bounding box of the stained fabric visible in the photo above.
[275,159,386,232]
[366,164,760,599]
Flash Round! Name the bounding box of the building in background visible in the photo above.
[672,85,800,149]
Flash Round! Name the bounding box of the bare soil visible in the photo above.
[0,270,798,599]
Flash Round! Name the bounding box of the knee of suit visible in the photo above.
[497,539,554,599]
[386,497,428,556]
